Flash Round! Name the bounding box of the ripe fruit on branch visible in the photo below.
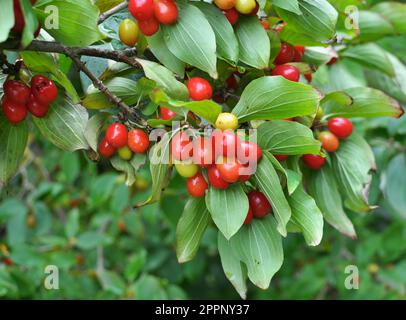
[186,173,208,197]
[293,45,305,62]
[271,65,300,82]
[223,8,239,25]
[128,129,150,153]
[318,131,339,152]
[327,117,353,139]
[118,146,133,160]
[304,73,312,83]
[207,165,229,189]
[138,17,160,36]
[106,123,128,148]
[2,98,27,124]
[214,0,236,10]
[154,0,178,25]
[244,207,253,225]
[215,112,238,130]
[193,137,214,167]
[31,75,58,105]
[187,77,212,101]
[175,162,199,178]
[274,154,288,162]
[302,154,326,170]
[274,43,295,65]
[3,80,31,105]
[248,191,272,218]
[160,106,176,120]
[238,141,262,165]
[128,0,155,21]
[99,137,116,158]
[216,156,242,183]
[26,94,49,118]
[119,19,139,46]
[171,132,193,161]
[212,129,240,159]
[235,0,256,14]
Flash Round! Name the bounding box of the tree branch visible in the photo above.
[98,1,128,24]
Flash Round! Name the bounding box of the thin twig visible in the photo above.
[98,1,128,24]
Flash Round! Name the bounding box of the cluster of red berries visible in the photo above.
[302,117,353,170]
[128,0,178,36]
[12,0,41,36]
[2,76,58,124]
[98,122,150,160]
[217,0,259,26]
[271,43,305,82]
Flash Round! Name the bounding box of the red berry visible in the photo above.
[26,94,49,118]
[160,106,176,120]
[238,141,262,165]
[154,0,178,25]
[3,80,31,105]
[193,137,214,167]
[212,129,240,159]
[3,257,13,266]
[274,43,295,65]
[186,172,208,197]
[207,165,229,190]
[2,98,27,124]
[327,117,353,139]
[274,154,288,162]
[138,16,160,36]
[302,154,326,170]
[128,0,154,21]
[226,74,238,90]
[187,77,212,101]
[239,173,251,182]
[223,8,239,25]
[327,57,338,65]
[216,156,242,183]
[244,207,254,225]
[293,45,305,62]
[98,137,116,158]
[271,65,300,82]
[31,75,58,105]
[304,73,312,83]
[128,129,150,153]
[248,191,272,218]
[12,0,25,33]
[318,131,340,152]
[171,132,193,161]
[106,123,128,148]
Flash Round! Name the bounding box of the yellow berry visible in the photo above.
[215,112,238,130]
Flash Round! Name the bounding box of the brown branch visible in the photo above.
[98,1,129,24]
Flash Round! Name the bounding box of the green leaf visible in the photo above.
[83,77,146,109]
[303,46,335,66]
[287,185,323,246]
[323,87,404,119]
[331,133,376,213]
[0,115,28,184]
[110,156,136,186]
[162,2,217,78]
[84,113,108,152]
[272,0,301,15]
[20,0,39,47]
[257,120,321,155]
[358,11,395,42]
[384,154,406,218]
[65,209,80,239]
[232,76,320,122]
[0,0,14,42]
[372,2,406,34]
[168,99,222,125]
[193,2,239,64]
[218,232,247,299]
[267,153,301,195]
[340,43,394,77]
[235,16,270,69]
[34,0,103,46]
[33,97,89,151]
[147,30,185,76]
[275,0,338,42]
[230,215,283,290]
[136,59,189,101]
[176,197,211,263]
[2,200,28,246]
[307,166,356,238]
[206,184,249,240]
[254,153,291,236]
[76,231,112,250]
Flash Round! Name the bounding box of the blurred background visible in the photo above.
[0,111,405,299]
